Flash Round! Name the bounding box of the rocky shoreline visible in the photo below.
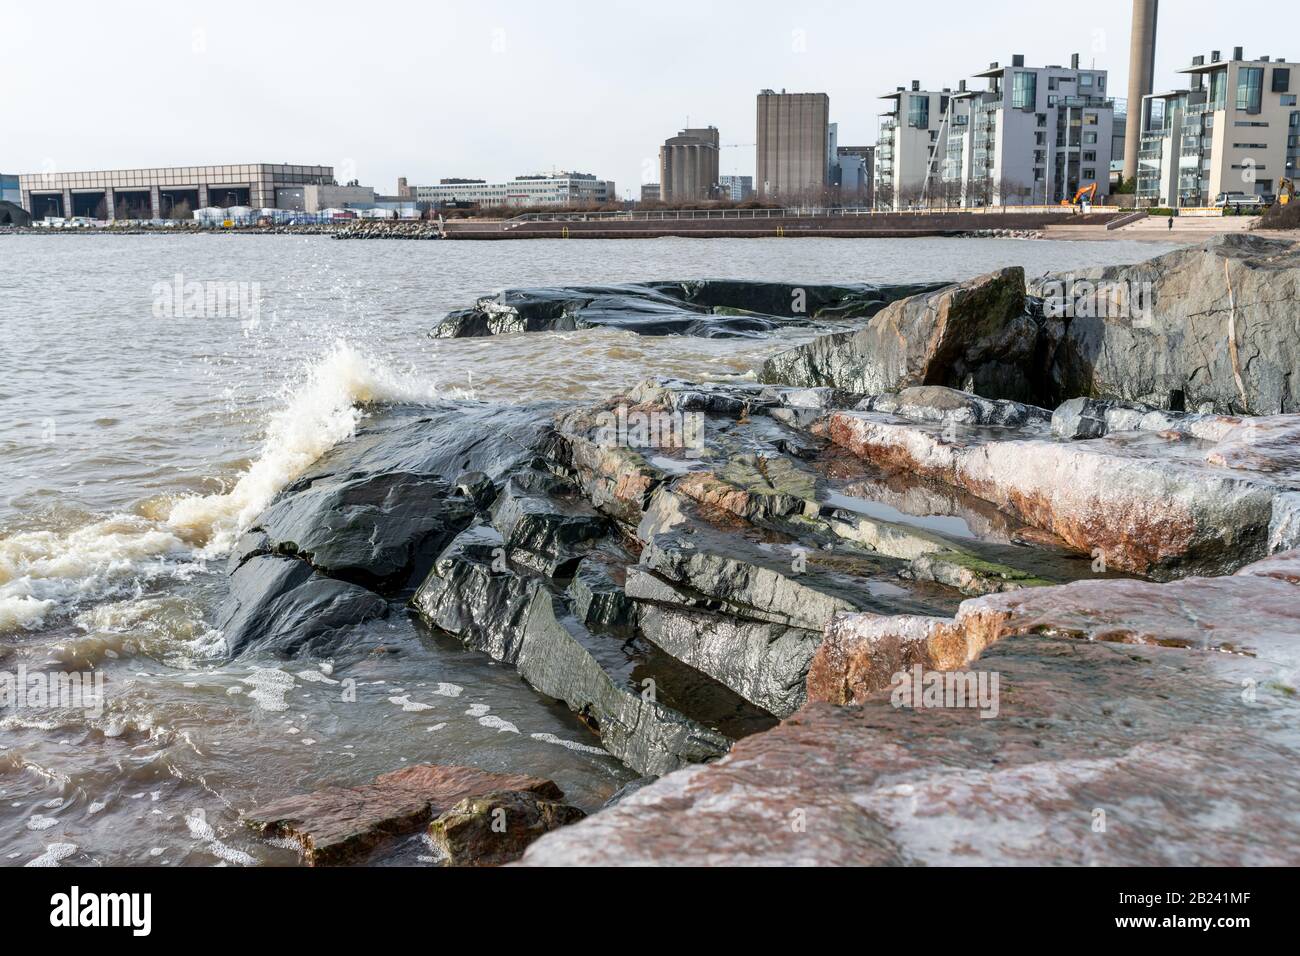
[229,234,1300,865]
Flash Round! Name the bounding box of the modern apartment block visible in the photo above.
[660,127,720,202]
[641,182,662,203]
[414,172,617,209]
[875,83,956,209]
[19,163,334,219]
[756,90,830,200]
[941,54,1114,207]
[719,175,754,201]
[1137,47,1298,206]
[834,146,874,204]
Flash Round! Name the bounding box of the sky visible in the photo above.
[1,0,1288,197]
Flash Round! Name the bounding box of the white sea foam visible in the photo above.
[240,668,296,712]
[167,341,441,556]
[0,343,443,637]
[25,842,78,867]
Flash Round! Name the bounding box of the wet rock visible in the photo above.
[540,415,667,527]
[567,557,633,628]
[427,789,586,866]
[637,599,820,718]
[809,549,1300,705]
[828,405,1300,577]
[522,554,1300,865]
[252,471,476,593]
[489,469,610,576]
[455,470,498,511]
[636,490,959,630]
[760,268,1040,402]
[218,403,560,657]
[413,529,739,776]
[511,589,733,776]
[219,553,390,658]
[860,386,1051,429]
[1029,234,1300,414]
[412,523,540,663]
[648,278,947,321]
[245,764,563,865]
[433,280,940,339]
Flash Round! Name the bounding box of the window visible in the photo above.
[1210,69,1227,109]
[907,94,930,128]
[1273,68,1291,93]
[1284,95,1298,107]
[1083,168,1096,179]
[1080,73,1094,87]
[1083,150,1097,161]
[1012,71,1037,109]
[1083,131,1098,144]
[1236,67,1264,113]
[1036,113,1047,126]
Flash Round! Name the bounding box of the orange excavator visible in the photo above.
[1060,182,1098,207]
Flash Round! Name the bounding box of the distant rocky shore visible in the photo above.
[230,234,1300,865]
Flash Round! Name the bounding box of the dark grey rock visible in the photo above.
[489,469,610,577]
[433,280,944,340]
[254,471,476,593]
[219,553,390,658]
[1029,234,1300,414]
[760,268,1041,402]
[567,557,634,629]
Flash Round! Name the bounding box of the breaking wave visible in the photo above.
[0,342,442,635]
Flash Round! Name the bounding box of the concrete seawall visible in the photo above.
[443,212,1122,240]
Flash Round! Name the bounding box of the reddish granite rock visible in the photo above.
[810,550,1300,706]
[828,405,1300,577]
[245,764,562,865]
[520,553,1300,866]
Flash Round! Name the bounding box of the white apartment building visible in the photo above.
[941,54,1114,207]
[875,83,955,209]
[415,172,616,209]
[1137,47,1298,207]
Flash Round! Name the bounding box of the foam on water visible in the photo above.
[167,340,443,556]
[0,341,444,637]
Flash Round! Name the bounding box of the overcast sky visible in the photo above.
[2,0,1286,197]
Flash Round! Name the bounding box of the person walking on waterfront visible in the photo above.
[1167,215,1174,230]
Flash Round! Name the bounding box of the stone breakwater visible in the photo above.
[333,221,444,240]
[227,234,1300,865]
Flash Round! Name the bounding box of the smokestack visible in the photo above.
[1123,0,1159,184]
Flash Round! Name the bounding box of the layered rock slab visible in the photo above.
[521,554,1300,866]
[245,764,564,865]
[828,399,1300,577]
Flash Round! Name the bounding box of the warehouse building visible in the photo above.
[19,163,334,220]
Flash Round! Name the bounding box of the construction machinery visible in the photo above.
[1060,183,1098,207]
[1279,177,1295,206]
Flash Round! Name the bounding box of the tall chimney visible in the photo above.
[1123,0,1159,184]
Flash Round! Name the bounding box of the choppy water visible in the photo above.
[0,234,1175,866]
